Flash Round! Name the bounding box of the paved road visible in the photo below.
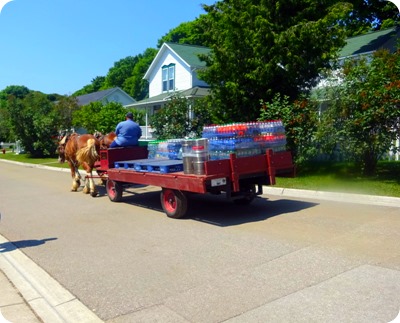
[0,161,399,322]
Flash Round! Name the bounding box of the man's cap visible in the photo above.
[126,112,133,119]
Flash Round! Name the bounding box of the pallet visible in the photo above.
[146,160,184,173]
[114,158,184,173]
[114,158,157,170]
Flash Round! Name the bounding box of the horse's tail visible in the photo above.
[76,138,99,166]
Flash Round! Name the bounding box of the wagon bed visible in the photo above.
[97,146,295,218]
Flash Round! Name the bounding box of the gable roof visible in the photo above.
[144,43,211,80]
[76,88,117,106]
[75,87,134,106]
[166,42,211,68]
[339,27,399,58]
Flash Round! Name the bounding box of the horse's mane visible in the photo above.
[76,138,99,165]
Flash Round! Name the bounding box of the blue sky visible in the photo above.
[0,0,214,95]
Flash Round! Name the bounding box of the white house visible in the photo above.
[126,42,211,138]
[313,27,400,160]
[314,27,400,103]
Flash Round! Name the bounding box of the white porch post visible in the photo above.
[145,106,149,139]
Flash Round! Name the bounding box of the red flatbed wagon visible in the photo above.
[96,146,295,218]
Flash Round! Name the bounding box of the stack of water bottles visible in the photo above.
[167,139,183,160]
[202,120,287,160]
[147,140,160,159]
[147,139,183,160]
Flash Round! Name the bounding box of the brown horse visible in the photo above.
[58,133,100,197]
[94,131,116,149]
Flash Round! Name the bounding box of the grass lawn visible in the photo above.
[0,150,68,169]
[275,160,400,198]
[1,149,399,198]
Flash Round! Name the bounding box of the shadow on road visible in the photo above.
[187,194,318,226]
[97,184,318,226]
[0,237,58,253]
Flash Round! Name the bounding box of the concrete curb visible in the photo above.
[0,159,71,173]
[262,186,400,208]
[0,234,103,323]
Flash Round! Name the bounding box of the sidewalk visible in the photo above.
[0,269,42,323]
[0,234,103,323]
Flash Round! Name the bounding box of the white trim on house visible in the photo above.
[144,43,191,80]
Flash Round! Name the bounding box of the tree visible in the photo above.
[95,102,144,134]
[54,96,80,131]
[47,93,64,102]
[318,48,400,175]
[197,0,352,123]
[0,86,32,142]
[259,93,319,164]
[73,50,155,101]
[91,76,106,92]
[150,95,213,140]
[6,92,59,157]
[72,101,144,134]
[123,48,157,100]
[0,85,30,100]
[103,56,139,89]
[157,19,208,48]
[72,102,103,133]
[0,103,12,142]
[342,0,399,36]
[73,77,106,96]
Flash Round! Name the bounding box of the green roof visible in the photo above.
[340,27,399,58]
[166,43,211,68]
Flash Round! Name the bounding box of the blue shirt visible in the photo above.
[114,119,142,146]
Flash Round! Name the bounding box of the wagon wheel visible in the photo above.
[233,184,256,205]
[160,188,188,219]
[106,180,123,202]
[233,195,255,205]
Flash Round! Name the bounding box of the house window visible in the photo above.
[162,64,175,92]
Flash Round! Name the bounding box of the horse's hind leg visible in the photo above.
[82,171,98,197]
[82,176,90,194]
[89,170,98,197]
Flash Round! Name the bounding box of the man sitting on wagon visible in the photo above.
[109,112,142,148]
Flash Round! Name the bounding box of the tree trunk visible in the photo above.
[363,150,377,176]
